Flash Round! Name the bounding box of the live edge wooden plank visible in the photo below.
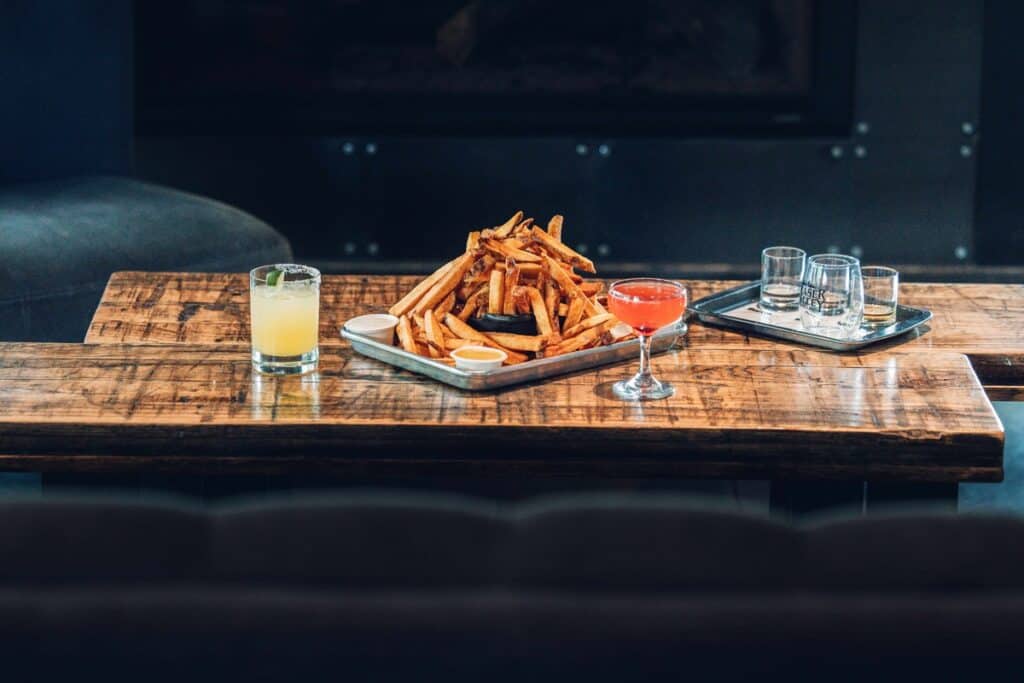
[0,343,1003,482]
[85,272,1024,395]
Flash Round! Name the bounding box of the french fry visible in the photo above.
[547,214,563,241]
[435,291,457,319]
[503,261,520,315]
[546,321,616,356]
[564,296,585,329]
[396,316,418,354]
[444,337,473,350]
[543,279,560,334]
[579,281,604,296]
[459,285,488,321]
[466,230,481,252]
[562,313,614,339]
[390,256,459,317]
[530,226,595,273]
[488,269,504,314]
[519,286,554,337]
[545,255,601,316]
[424,309,445,358]
[514,289,532,315]
[492,210,523,239]
[512,217,534,238]
[413,252,474,315]
[483,239,543,264]
[485,332,548,353]
[558,302,569,317]
[443,314,529,363]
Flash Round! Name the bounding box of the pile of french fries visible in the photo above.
[387,211,634,365]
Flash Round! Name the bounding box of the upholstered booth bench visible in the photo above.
[2,492,1023,681]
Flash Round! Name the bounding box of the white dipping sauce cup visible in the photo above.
[345,314,399,345]
[450,345,507,372]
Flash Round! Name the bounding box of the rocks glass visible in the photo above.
[760,246,806,312]
[861,266,899,328]
[249,264,321,375]
[799,254,863,338]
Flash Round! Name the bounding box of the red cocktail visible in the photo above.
[607,278,687,400]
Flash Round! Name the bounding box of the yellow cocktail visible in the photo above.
[249,264,320,374]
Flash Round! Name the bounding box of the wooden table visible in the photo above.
[0,270,1018,512]
[88,272,1024,400]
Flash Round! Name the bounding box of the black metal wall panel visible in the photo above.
[593,140,854,264]
[135,1,984,269]
[848,0,981,264]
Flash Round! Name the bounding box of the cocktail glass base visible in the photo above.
[251,348,318,375]
[612,374,675,401]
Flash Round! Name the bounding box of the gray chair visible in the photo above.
[0,1,291,342]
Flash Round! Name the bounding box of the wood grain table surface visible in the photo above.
[0,342,1004,482]
[86,272,1024,399]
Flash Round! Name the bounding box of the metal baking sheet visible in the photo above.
[689,281,931,352]
[341,324,683,391]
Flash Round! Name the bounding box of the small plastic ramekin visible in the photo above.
[344,314,399,345]
[450,345,507,372]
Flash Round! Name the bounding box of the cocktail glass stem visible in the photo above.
[613,333,673,400]
[635,333,655,387]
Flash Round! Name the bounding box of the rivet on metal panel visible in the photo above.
[343,242,357,255]
[829,145,844,159]
[365,142,378,155]
[597,144,611,157]
[853,145,867,159]
[960,145,973,158]
[576,243,589,254]
[342,142,355,155]
[576,143,590,156]
[367,242,380,256]
[850,245,864,258]
[855,122,870,135]
[954,246,968,260]
[827,245,840,254]
[597,244,611,256]
[961,122,975,135]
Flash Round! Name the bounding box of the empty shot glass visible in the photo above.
[861,266,899,328]
[760,246,806,312]
[249,264,321,375]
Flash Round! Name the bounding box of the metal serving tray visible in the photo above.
[689,281,931,352]
[341,324,682,391]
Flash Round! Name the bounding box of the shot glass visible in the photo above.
[799,254,863,338]
[861,266,899,328]
[249,264,321,375]
[760,246,806,312]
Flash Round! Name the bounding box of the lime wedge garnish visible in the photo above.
[265,269,285,287]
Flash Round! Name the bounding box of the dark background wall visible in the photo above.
[0,0,132,184]
[976,0,1024,265]
[130,1,1018,276]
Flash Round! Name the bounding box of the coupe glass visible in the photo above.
[607,278,688,401]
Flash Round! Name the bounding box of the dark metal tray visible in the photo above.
[341,324,683,391]
[689,281,931,351]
